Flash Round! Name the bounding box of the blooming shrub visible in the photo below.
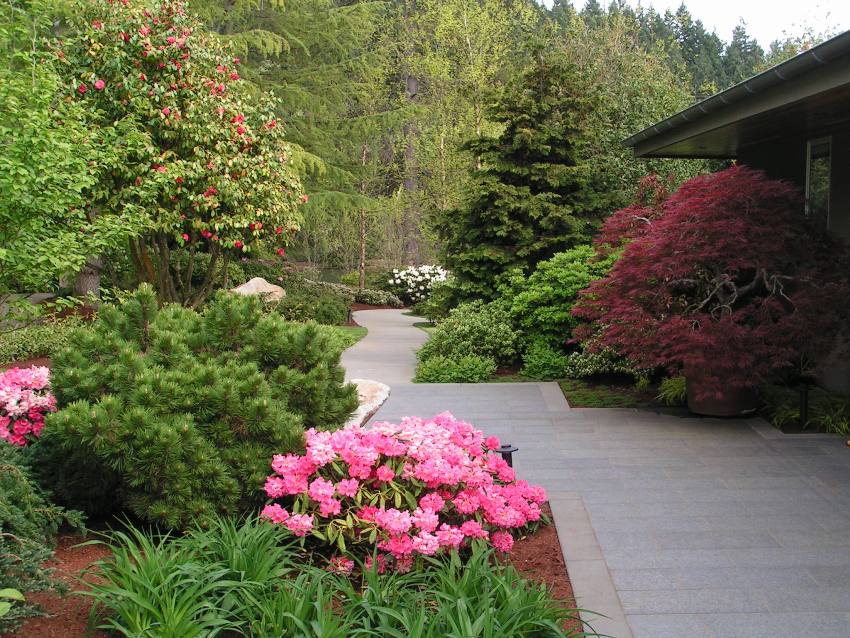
[0,367,55,447]
[261,413,546,570]
[386,265,448,305]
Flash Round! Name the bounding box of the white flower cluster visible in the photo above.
[389,265,449,302]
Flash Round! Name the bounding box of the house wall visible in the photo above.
[739,130,850,396]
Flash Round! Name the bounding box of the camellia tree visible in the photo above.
[60,0,304,306]
[573,166,850,409]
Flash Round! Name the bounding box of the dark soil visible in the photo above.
[0,357,51,372]
[6,535,112,638]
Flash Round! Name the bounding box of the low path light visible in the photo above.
[497,444,518,467]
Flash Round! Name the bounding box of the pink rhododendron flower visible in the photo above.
[260,504,289,524]
[460,520,489,539]
[376,464,394,482]
[418,493,445,513]
[0,367,55,446]
[484,435,500,450]
[335,478,358,498]
[308,477,335,503]
[491,530,514,553]
[284,514,313,537]
[374,508,412,535]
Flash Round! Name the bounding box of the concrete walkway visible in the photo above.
[345,309,850,638]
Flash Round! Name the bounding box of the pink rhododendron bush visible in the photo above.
[261,412,546,572]
[0,366,56,446]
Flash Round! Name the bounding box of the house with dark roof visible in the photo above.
[624,29,850,244]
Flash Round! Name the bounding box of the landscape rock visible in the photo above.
[346,379,390,428]
[230,277,286,303]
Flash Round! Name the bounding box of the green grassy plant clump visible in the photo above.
[0,315,85,365]
[417,302,519,369]
[657,376,687,406]
[353,287,404,308]
[761,384,850,434]
[87,517,588,638]
[33,285,358,529]
[0,444,83,633]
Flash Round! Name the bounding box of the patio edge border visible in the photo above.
[549,492,633,638]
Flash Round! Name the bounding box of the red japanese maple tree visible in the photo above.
[574,166,850,398]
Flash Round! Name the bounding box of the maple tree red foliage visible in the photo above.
[574,166,850,398]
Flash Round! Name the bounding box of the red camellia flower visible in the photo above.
[167,36,176,44]
[248,223,255,231]
[255,222,262,230]
[233,57,240,64]
[275,226,284,235]
[231,114,245,124]
[181,233,189,242]
[92,20,103,29]
[77,83,87,94]
[201,230,212,238]
[216,64,226,73]
[162,107,171,116]
[120,31,129,42]
[139,72,147,81]
[94,79,105,90]
[155,165,167,173]
[236,125,245,135]
[175,176,183,184]
[230,72,239,81]
[267,119,277,129]
[233,240,243,249]
[276,248,285,256]
[139,25,150,36]
[300,194,309,203]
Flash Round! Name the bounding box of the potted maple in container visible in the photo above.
[574,166,850,417]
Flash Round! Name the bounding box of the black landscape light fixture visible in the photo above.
[497,444,518,467]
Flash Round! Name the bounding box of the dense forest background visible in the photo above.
[195,0,820,273]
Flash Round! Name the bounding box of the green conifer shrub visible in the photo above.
[34,285,358,529]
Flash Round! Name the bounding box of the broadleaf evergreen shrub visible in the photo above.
[35,285,358,528]
[417,302,519,368]
[521,342,569,381]
[414,355,497,383]
[0,444,83,633]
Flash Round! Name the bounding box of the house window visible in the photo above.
[805,137,831,228]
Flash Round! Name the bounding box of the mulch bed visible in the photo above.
[6,535,111,638]
[0,357,51,372]
[8,503,577,637]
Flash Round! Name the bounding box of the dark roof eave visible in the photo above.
[623,30,850,152]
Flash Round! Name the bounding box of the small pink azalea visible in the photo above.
[284,513,313,537]
[94,79,105,90]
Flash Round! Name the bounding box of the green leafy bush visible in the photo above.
[34,285,358,528]
[415,354,497,383]
[352,287,403,308]
[276,290,350,325]
[87,517,585,637]
[411,279,458,322]
[563,347,638,380]
[238,257,287,283]
[761,384,850,434]
[521,342,569,381]
[498,246,616,350]
[0,444,83,633]
[0,316,85,365]
[417,302,519,368]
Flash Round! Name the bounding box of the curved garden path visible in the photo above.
[341,309,850,638]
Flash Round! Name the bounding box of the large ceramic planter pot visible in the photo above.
[685,371,758,417]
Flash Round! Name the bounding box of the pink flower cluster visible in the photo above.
[0,366,56,447]
[260,412,546,571]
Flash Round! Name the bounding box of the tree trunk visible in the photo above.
[358,144,368,290]
[73,256,103,303]
[403,72,420,263]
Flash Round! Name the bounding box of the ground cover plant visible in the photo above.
[558,378,659,409]
[760,384,850,434]
[0,316,86,366]
[0,443,83,633]
[574,166,850,399]
[87,516,588,637]
[33,285,358,528]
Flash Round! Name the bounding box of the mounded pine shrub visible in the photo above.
[35,285,358,528]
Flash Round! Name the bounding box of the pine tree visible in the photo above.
[724,23,764,83]
[436,44,604,301]
[37,285,358,529]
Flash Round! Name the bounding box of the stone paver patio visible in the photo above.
[346,309,850,638]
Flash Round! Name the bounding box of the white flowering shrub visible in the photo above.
[386,265,448,305]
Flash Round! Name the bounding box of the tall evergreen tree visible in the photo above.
[724,23,764,84]
[436,44,604,301]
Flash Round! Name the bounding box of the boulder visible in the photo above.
[230,277,285,303]
[345,379,391,428]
